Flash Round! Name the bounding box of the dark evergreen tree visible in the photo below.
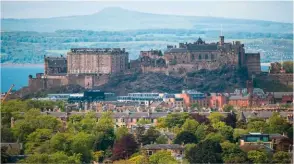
[190,113,210,124]
[173,131,198,144]
[224,112,237,128]
[186,140,223,163]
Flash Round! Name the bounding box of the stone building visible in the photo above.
[244,53,261,75]
[139,50,167,73]
[162,36,260,75]
[44,55,67,76]
[164,36,243,72]
[67,48,129,75]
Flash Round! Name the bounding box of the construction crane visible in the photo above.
[1,84,15,103]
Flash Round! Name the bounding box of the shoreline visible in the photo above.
[1,63,44,68]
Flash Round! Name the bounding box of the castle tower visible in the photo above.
[219,24,224,46]
[219,36,224,46]
[44,55,48,76]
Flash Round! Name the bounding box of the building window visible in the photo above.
[148,151,153,156]
[211,54,214,60]
[198,54,202,60]
[205,54,208,60]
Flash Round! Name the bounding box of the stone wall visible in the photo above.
[269,73,293,86]
[28,74,110,91]
[141,66,167,74]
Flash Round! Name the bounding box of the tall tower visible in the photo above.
[219,36,224,46]
[219,24,224,46]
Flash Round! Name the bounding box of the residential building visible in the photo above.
[117,93,162,106]
[181,90,209,108]
[208,93,227,110]
[240,132,292,152]
[142,144,184,160]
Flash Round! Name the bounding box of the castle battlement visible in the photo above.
[70,48,127,54]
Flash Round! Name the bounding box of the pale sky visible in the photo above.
[1,1,293,23]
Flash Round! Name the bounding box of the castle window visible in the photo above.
[205,54,208,60]
[198,54,202,60]
[211,54,214,60]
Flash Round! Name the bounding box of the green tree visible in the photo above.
[94,129,116,152]
[50,132,72,153]
[19,152,81,164]
[205,132,225,143]
[222,105,235,112]
[115,126,129,141]
[164,113,189,128]
[12,109,61,142]
[70,132,95,163]
[80,112,97,133]
[283,61,293,73]
[49,151,81,164]
[221,141,248,163]
[233,128,248,142]
[19,153,49,163]
[191,103,200,111]
[247,120,268,133]
[25,129,53,154]
[268,112,289,134]
[142,127,161,145]
[1,126,15,142]
[195,124,208,141]
[181,118,199,134]
[185,140,222,163]
[174,131,198,144]
[273,151,291,164]
[155,135,168,144]
[95,112,114,133]
[184,143,197,159]
[286,126,293,140]
[247,150,269,164]
[1,100,28,113]
[213,122,234,141]
[149,150,177,164]
[208,112,224,124]
[137,119,151,125]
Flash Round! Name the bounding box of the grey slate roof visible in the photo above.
[142,144,183,150]
[41,111,292,120]
[187,44,218,51]
[269,134,289,140]
[242,111,292,119]
[272,92,293,99]
[165,48,188,53]
[229,95,249,100]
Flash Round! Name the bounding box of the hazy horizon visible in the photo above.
[1,1,293,23]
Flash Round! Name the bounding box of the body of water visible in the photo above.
[0,65,270,93]
[1,66,43,92]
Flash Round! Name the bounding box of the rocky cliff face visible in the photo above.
[11,65,291,100]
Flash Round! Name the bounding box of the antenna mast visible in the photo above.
[221,24,223,36]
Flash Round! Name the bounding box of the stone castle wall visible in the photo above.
[269,74,293,86]
[28,74,110,92]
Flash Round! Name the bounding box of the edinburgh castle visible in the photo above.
[28,35,261,92]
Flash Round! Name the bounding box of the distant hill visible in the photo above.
[1,7,292,32]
